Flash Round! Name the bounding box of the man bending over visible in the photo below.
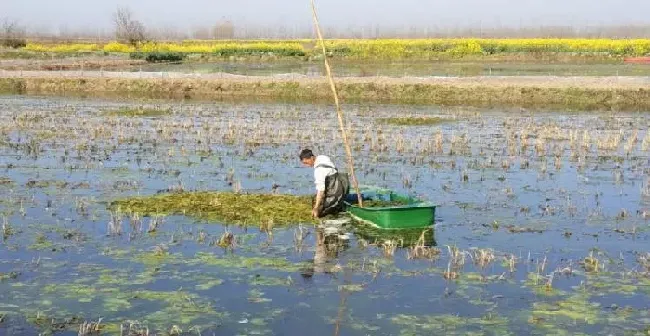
[299,149,350,218]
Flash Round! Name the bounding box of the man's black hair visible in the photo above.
[299,149,314,160]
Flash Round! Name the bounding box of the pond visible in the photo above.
[0,95,649,335]
[133,60,650,78]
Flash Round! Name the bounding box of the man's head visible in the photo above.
[299,149,316,167]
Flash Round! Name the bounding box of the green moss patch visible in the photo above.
[110,191,314,226]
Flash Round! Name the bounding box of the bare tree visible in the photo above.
[213,19,235,40]
[1,18,27,48]
[113,7,146,45]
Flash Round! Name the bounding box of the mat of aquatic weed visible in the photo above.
[362,199,411,208]
[110,191,314,226]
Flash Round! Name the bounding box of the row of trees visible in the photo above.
[1,7,236,48]
[1,18,27,48]
[112,7,235,44]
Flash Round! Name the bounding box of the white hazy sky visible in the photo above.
[2,0,650,33]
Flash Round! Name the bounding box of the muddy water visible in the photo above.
[0,95,649,335]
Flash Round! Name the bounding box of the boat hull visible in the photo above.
[344,189,436,229]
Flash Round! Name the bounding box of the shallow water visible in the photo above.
[135,60,650,78]
[0,95,649,335]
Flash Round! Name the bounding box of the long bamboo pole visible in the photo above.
[310,0,364,208]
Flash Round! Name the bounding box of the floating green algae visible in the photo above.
[37,282,224,328]
[28,233,56,251]
[189,252,307,273]
[530,293,601,325]
[195,279,224,290]
[249,275,290,287]
[110,191,314,226]
[391,313,510,335]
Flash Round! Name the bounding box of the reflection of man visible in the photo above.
[313,229,329,274]
[301,229,347,279]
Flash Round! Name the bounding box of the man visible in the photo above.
[299,149,350,218]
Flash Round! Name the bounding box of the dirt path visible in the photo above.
[1,70,649,90]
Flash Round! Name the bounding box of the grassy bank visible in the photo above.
[1,74,649,111]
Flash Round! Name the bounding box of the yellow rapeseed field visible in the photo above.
[21,38,650,57]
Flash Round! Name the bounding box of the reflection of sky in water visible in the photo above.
[0,96,650,335]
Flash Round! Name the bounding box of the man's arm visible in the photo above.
[312,167,327,218]
[313,190,325,217]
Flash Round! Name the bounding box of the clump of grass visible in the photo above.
[78,318,102,335]
[581,251,600,273]
[378,116,450,126]
[504,254,518,273]
[470,248,495,269]
[443,264,459,280]
[637,253,650,273]
[105,106,172,117]
[2,216,13,240]
[147,215,164,233]
[443,245,466,280]
[381,240,400,258]
[120,321,150,336]
[447,245,466,268]
[30,233,55,251]
[168,325,183,336]
[407,229,441,260]
[152,244,168,257]
[216,231,236,249]
[197,230,208,243]
[107,211,123,236]
[110,191,314,226]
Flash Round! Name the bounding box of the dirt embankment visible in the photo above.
[1,70,649,111]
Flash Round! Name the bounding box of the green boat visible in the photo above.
[344,187,436,229]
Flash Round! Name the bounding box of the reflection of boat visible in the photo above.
[352,220,436,247]
[344,187,436,229]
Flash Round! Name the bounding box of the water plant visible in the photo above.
[1,216,12,240]
[78,318,103,335]
[406,229,440,260]
[110,192,314,226]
